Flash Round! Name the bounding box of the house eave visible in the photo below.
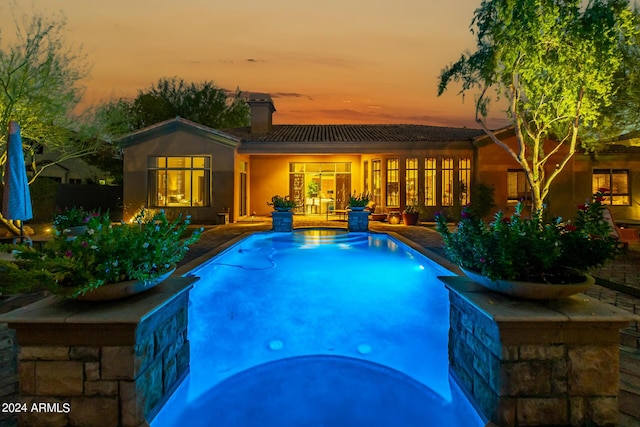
[237,140,475,155]
[118,118,240,149]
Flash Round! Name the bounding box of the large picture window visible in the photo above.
[592,169,630,205]
[148,156,211,207]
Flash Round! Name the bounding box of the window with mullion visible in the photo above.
[386,158,399,206]
[148,156,210,207]
[592,169,630,205]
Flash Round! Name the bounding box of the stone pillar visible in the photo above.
[271,211,293,232]
[440,276,636,427]
[0,277,197,427]
[348,210,370,232]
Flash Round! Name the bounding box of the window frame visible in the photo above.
[507,170,531,203]
[592,168,630,206]
[148,155,211,208]
[386,158,400,207]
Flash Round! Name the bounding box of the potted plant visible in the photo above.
[0,209,202,300]
[402,204,420,225]
[52,206,101,236]
[307,181,319,198]
[267,195,297,212]
[434,189,621,299]
[348,192,370,211]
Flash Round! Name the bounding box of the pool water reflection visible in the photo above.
[152,229,483,427]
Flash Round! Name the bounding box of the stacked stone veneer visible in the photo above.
[0,277,196,427]
[348,211,370,232]
[271,211,293,232]
[0,324,18,427]
[442,276,637,427]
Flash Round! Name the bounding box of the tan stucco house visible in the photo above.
[120,94,640,224]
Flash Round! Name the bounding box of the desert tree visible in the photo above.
[0,11,104,233]
[438,0,639,212]
[100,77,251,136]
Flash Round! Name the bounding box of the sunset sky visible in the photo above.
[1,0,511,128]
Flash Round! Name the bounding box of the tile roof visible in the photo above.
[223,124,485,143]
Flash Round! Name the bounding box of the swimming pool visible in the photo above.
[152,229,484,426]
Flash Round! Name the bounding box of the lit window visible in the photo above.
[442,158,454,206]
[507,170,530,202]
[406,158,418,206]
[592,169,630,205]
[386,158,399,206]
[372,160,382,208]
[425,158,436,206]
[459,158,471,206]
[148,156,211,207]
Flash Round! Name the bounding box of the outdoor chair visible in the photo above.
[603,208,638,249]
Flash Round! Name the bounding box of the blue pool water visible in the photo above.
[152,230,484,426]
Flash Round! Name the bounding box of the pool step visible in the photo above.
[290,230,370,245]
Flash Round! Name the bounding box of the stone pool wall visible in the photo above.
[443,276,637,427]
[0,277,196,427]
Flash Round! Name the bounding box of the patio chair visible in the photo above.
[603,208,638,249]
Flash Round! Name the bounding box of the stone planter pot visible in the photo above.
[65,225,88,236]
[74,264,177,302]
[402,212,419,225]
[271,211,293,232]
[461,267,594,300]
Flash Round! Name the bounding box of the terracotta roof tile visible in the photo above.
[223,124,485,143]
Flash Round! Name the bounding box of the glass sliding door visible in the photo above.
[289,162,351,214]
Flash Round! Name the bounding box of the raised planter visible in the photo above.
[440,275,637,427]
[0,276,197,427]
[461,267,594,300]
[74,264,177,302]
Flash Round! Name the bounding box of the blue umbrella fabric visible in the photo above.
[2,121,33,237]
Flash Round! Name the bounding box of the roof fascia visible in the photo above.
[237,140,474,154]
[119,120,240,149]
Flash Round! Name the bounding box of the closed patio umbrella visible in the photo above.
[2,121,33,242]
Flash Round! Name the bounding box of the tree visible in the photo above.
[100,77,251,136]
[437,0,639,212]
[1,11,103,234]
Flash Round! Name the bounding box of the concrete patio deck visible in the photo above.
[180,216,640,426]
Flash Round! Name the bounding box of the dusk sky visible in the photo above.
[1,0,511,128]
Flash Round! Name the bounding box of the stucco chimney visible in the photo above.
[247,93,276,134]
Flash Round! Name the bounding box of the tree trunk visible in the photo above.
[0,214,21,236]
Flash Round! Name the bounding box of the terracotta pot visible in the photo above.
[402,212,419,225]
[73,264,177,302]
[461,267,594,300]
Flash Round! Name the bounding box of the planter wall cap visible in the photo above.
[440,276,639,325]
[0,276,198,326]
